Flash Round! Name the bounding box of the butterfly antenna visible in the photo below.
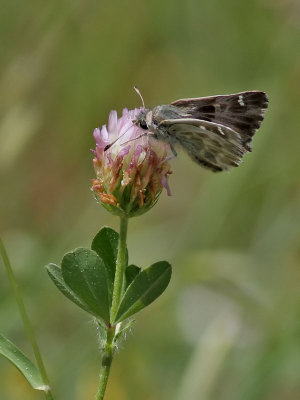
[119,132,149,147]
[134,86,145,109]
[104,122,135,151]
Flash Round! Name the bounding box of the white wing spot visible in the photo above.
[200,125,206,130]
[218,126,225,136]
[238,95,245,106]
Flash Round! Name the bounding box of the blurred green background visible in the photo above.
[1,0,299,399]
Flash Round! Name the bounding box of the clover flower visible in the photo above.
[92,108,172,217]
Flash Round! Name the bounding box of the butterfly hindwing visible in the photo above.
[159,118,249,172]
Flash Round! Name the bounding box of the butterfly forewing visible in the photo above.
[139,90,268,172]
[171,91,268,149]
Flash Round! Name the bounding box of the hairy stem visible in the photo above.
[95,327,115,400]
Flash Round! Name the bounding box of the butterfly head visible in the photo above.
[133,86,152,130]
[135,109,149,130]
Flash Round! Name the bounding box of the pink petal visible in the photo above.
[94,126,109,149]
[161,175,172,196]
[93,128,101,143]
[118,145,131,157]
[108,110,118,135]
[122,108,129,116]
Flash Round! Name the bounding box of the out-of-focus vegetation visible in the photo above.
[0,1,299,399]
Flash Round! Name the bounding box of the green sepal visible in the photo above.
[61,247,111,322]
[125,264,141,288]
[46,263,102,318]
[114,261,172,323]
[0,334,46,391]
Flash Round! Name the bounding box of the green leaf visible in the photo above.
[46,263,102,318]
[0,334,46,391]
[62,248,110,322]
[91,227,119,272]
[92,227,128,301]
[125,264,141,288]
[114,261,172,323]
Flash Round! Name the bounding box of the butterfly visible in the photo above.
[134,89,268,172]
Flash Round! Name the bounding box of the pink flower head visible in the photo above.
[92,108,172,217]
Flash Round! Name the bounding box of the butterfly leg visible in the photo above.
[170,143,177,157]
[164,143,178,162]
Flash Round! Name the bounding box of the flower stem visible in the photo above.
[95,216,128,399]
[94,217,128,399]
[95,327,115,400]
[0,238,54,400]
[110,216,128,323]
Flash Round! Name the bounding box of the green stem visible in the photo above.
[95,327,115,400]
[95,216,128,399]
[110,216,128,323]
[0,238,54,400]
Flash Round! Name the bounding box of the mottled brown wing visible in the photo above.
[171,91,268,151]
[160,118,250,172]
